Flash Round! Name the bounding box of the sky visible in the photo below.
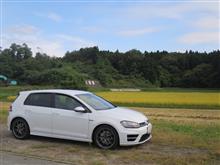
[1,0,220,57]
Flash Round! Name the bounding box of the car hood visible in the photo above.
[98,107,147,123]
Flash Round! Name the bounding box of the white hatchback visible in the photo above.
[8,89,152,149]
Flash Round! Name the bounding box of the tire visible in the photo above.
[94,125,119,149]
[11,118,30,139]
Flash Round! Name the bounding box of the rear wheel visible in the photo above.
[11,118,30,139]
[94,125,119,149]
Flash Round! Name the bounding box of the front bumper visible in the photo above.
[119,123,152,146]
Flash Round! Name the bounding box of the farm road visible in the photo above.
[0,151,68,165]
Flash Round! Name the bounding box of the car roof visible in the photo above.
[20,89,90,96]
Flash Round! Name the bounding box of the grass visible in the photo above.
[0,85,53,101]
[0,102,10,123]
[158,120,219,136]
[96,91,220,109]
[1,102,220,164]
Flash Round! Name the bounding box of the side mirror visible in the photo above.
[74,106,86,113]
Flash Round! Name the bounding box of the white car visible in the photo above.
[8,89,152,149]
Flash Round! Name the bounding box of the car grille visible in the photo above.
[139,133,151,142]
[127,134,138,141]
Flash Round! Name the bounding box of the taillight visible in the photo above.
[9,105,12,112]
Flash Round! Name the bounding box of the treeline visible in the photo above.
[0,43,220,88]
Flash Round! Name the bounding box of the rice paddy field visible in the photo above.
[0,86,220,109]
[96,91,220,109]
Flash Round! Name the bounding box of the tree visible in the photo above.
[0,43,219,88]
[182,63,214,87]
[9,43,32,60]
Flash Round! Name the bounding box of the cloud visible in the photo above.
[193,17,219,29]
[3,24,66,57]
[34,12,62,22]
[34,41,64,57]
[9,24,39,35]
[118,2,220,47]
[57,34,96,49]
[118,27,158,37]
[47,12,62,22]
[178,10,219,46]
[3,35,65,57]
[178,31,219,45]
[82,26,104,33]
[121,1,219,20]
[2,24,97,57]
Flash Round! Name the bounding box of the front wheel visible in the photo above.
[11,118,30,139]
[94,125,119,149]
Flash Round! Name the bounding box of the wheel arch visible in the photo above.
[10,117,30,131]
[92,123,120,143]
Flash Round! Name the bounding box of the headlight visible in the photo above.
[120,120,140,128]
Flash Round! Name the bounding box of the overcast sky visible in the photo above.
[1,0,219,57]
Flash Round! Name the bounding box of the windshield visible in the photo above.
[76,93,116,110]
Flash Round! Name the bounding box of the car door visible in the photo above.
[24,93,53,135]
[52,94,89,139]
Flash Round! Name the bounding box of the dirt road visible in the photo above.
[0,151,68,165]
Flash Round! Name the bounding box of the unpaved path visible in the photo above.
[0,151,67,165]
[0,124,215,165]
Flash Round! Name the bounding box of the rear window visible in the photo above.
[24,93,52,107]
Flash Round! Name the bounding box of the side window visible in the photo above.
[55,94,82,110]
[24,93,52,107]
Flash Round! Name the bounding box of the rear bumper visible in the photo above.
[7,113,12,131]
[119,123,152,146]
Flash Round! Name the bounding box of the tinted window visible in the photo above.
[55,94,82,110]
[24,93,52,107]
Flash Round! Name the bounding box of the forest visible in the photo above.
[0,43,219,89]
